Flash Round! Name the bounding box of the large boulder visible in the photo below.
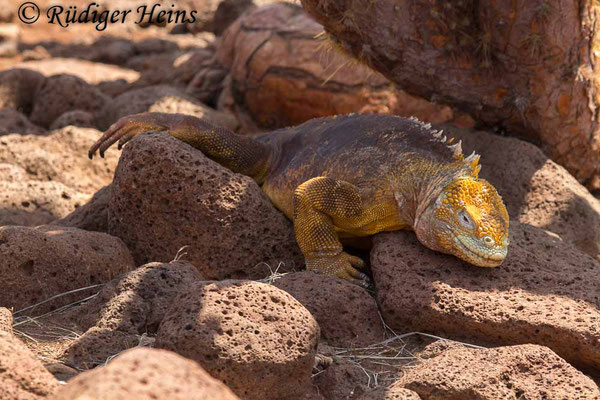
[448,125,600,259]
[30,74,109,129]
[214,4,455,132]
[371,221,600,373]
[49,347,240,400]
[301,0,600,189]
[274,271,385,347]
[0,225,134,314]
[155,280,320,400]
[0,332,59,400]
[109,132,302,280]
[394,344,600,399]
[0,127,119,195]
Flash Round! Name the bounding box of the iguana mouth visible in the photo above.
[452,234,506,267]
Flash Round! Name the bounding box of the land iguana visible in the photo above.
[89,113,509,287]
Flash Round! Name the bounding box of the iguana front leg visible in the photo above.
[293,177,373,287]
[88,112,272,182]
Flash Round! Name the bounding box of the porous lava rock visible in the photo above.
[155,280,320,400]
[0,126,119,195]
[274,271,385,347]
[0,180,88,226]
[75,261,204,333]
[29,74,109,129]
[0,225,134,313]
[0,331,59,400]
[371,221,600,373]
[62,327,140,369]
[312,358,371,399]
[52,185,112,233]
[63,261,202,368]
[395,344,600,399]
[49,347,240,400]
[109,132,302,279]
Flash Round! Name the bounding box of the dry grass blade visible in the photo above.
[328,331,485,389]
[13,284,104,316]
[256,261,294,284]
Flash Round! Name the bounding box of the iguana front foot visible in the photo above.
[306,252,371,288]
[89,113,176,158]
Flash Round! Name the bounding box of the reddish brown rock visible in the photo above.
[74,261,204,333]
[395,344,600,399]
[49,110,96,130]
[0,331,59,400]
[371,222,600,373]
[30,74,109,129]
[0,307,11,334]
[301,0,600,189]
[312,358,371,399]
[52,185,112,233]
[0,225,134,314]
[63,261,202,368]
[0,68,45,114]
[0,109,46,135]
[0,127,119,195]
[155,280,319,400]
[0,180,88,226]
[215,4,454,132]
[274,271,385,347]
[448,125,600,259]
[63,327,140,369]
[109,132,302,280]
[50,347,240,400]
[356,388,422,400]
[95,85,238,131]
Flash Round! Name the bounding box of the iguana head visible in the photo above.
[416,175,509,267]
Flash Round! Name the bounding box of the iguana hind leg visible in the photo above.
[88,112,272,182]
[293,176,373,287]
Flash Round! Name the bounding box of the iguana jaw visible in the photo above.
[451,232,507,267]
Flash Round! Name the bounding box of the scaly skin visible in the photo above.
[89,113,509,287]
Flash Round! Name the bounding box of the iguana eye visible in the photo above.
[458,209,475,230]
